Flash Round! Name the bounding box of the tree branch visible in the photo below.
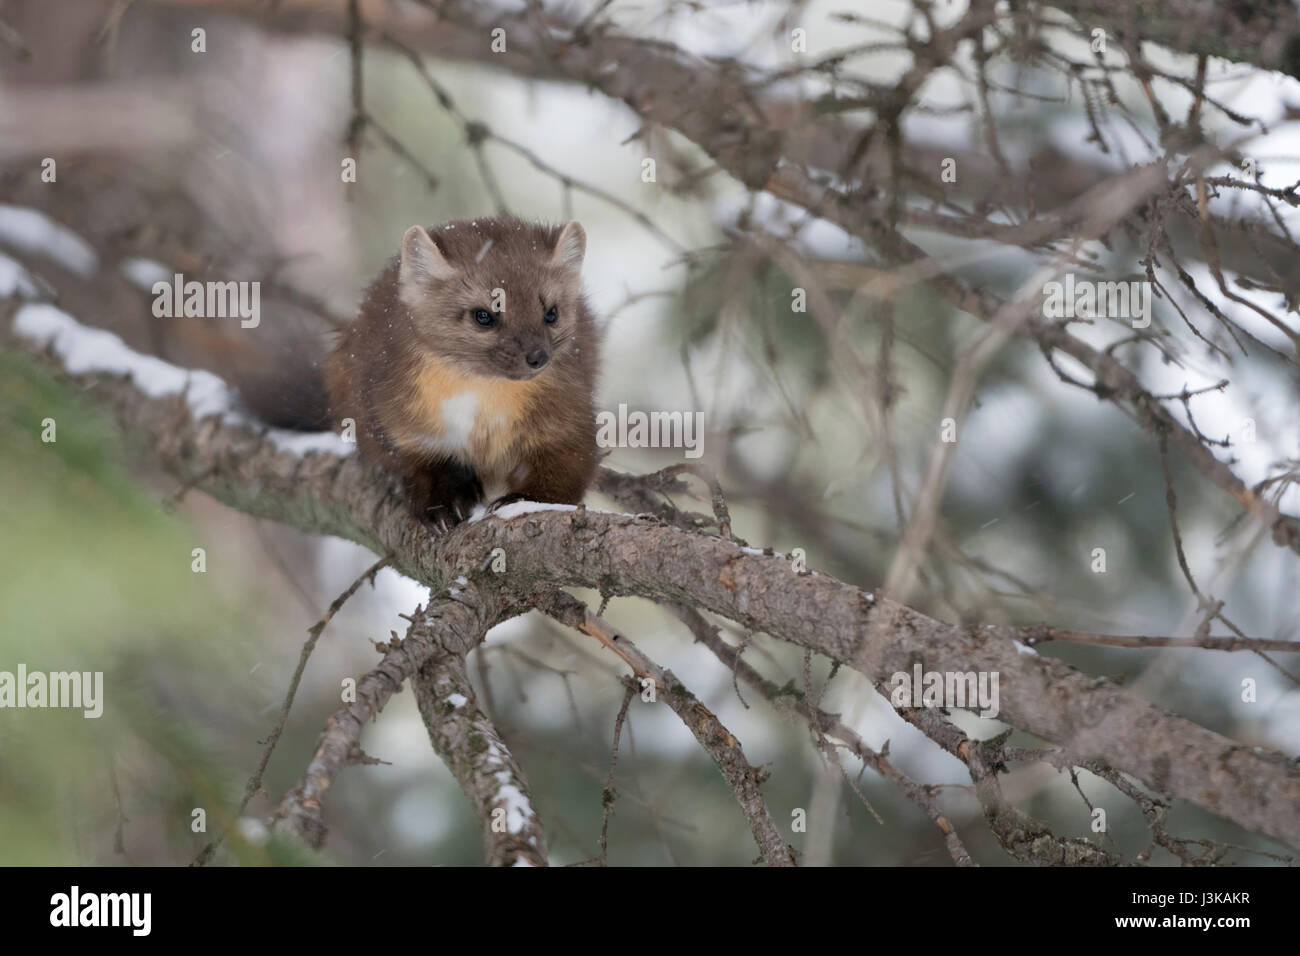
[409,595,549,867]
[5,286,1297,855]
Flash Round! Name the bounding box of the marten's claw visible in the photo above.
[486,492,527,513]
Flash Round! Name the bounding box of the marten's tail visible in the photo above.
[164,317,333,432]
[227,340,332,431]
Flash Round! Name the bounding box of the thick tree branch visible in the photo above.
[409,595,549,867]
[5,299,1297,853]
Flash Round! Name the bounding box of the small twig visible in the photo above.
[597,683,636,865]
[682,464,738,543]
[109,760,128,857]
[1016,626,1299,653]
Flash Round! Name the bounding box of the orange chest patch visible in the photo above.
[391,355,541,474]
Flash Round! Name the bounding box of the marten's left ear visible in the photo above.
[400,225,456,287]
[551,221,586,275]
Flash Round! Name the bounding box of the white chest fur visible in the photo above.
[437,392,479,451]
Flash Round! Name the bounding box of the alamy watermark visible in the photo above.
[1043,273,1150,329]
[0,664,103,718]
[889,663,1000,719]
[50,886,150,936]
[151,273,260,328]
[595,403,704,459]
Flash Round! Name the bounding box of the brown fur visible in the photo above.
[325,215,601,525]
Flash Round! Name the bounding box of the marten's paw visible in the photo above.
[417,503,465,535]
[416,492,480,534]
[406,461,484,534]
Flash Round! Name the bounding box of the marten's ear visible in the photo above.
[551,221,586,275]
[399,225,456,298]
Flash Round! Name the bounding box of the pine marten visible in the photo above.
[228,216,601,528]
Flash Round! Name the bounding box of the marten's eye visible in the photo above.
[472,308,497,328]
[544,306,558,325]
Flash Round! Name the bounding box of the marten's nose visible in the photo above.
[525,348,550,369]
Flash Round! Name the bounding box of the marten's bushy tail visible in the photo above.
[166,319,333,431]
[227,341,332,431]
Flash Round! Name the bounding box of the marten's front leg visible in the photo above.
[402,457,484,531]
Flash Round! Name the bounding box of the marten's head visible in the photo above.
[396,217,587,381]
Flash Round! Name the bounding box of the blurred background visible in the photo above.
[1,0,1298,865]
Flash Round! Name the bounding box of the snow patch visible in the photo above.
[469,501,578,523]
[120,257,172,291]
[236,816,270,846]
[11,303,353,457]
[493,778,534,835]
[494,501,578,520]
[740,545,786,559]
[0,205,98,277]
[0,252,42,299]
[446,693,468,708]
[480,739,534,834]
